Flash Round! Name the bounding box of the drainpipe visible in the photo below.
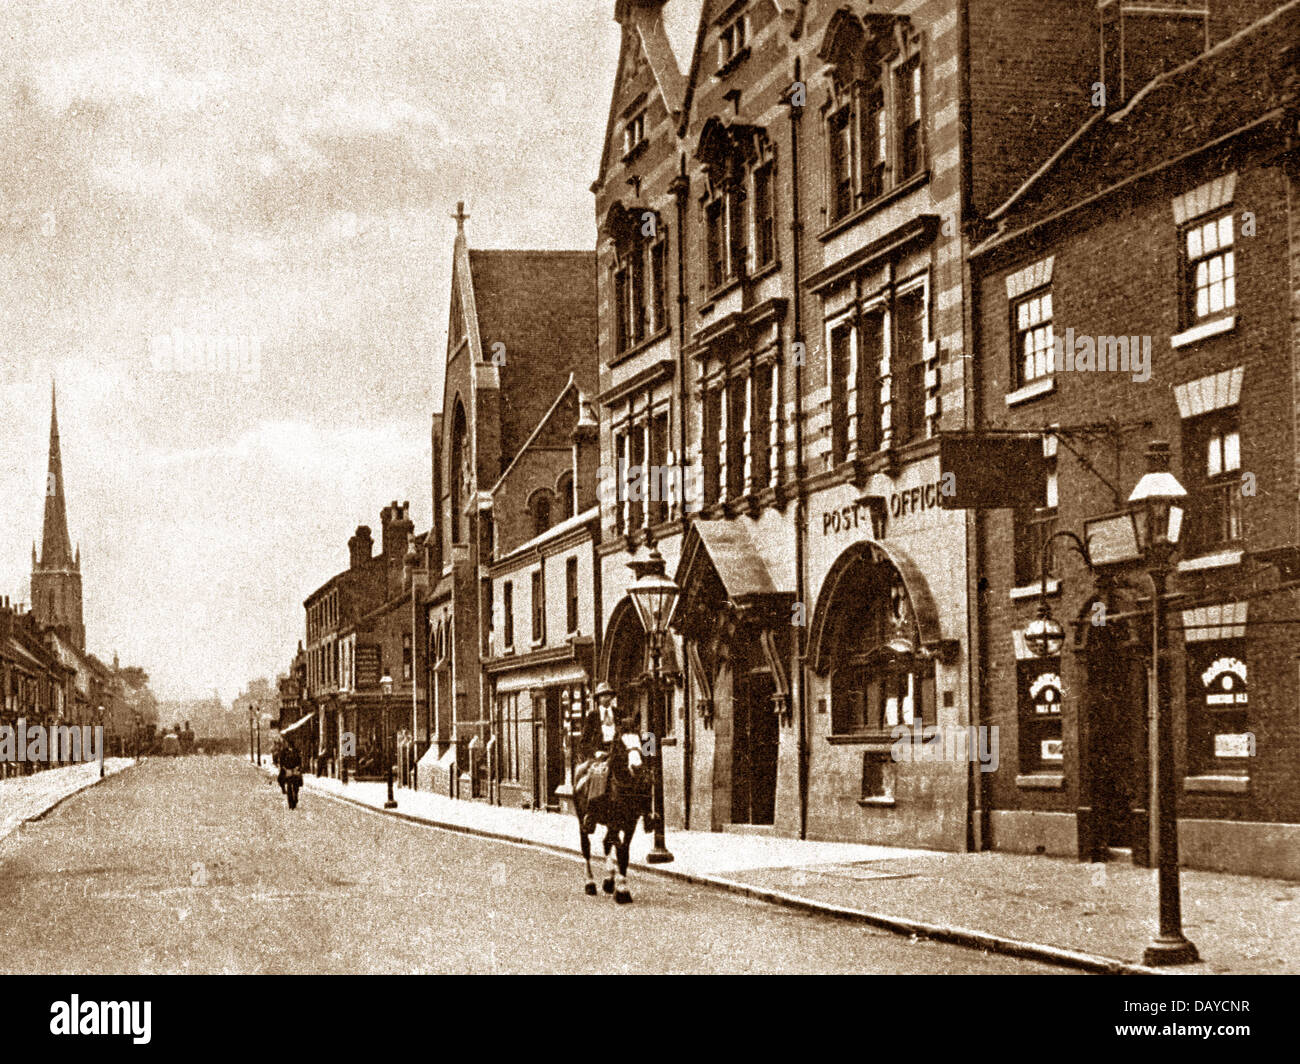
[958,0,988,852]
[789,57,810,840]
[672,155,693,830]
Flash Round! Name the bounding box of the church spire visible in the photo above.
[40,381,74,570]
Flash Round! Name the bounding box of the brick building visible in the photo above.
[303,502,422,780]
[419,209,598,796]
[969,1,1300,878]
[483,379,603,810]
[589,0,1120,846]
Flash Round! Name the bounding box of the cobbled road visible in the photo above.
[0,756,1070,974]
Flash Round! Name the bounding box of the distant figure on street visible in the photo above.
[277,740,302,792]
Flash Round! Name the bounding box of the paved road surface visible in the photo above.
[0,757,1071,974]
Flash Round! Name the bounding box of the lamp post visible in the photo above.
[1127,440,1198,967]
[249,703,256,764]
[255,704,262,766]
[627,543,681,865]
[97,704,105,778]
[381,672,397,808]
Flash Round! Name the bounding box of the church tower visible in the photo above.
[31,383,85,650]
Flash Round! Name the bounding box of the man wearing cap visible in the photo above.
[574,683,618,834]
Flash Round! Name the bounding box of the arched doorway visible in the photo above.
[600,597,649,731]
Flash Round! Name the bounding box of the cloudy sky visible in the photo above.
[0,0,660,701]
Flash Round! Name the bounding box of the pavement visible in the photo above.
[0,757,1066,973]
[0,758,136,842]
[277,763,1300,975]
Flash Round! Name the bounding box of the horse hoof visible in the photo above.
[602,878,615,894]
[615,890,633,905]
[584,882,597,896]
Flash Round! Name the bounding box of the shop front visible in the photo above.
[489,655,593,812]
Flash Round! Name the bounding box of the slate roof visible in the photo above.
[978,1,1300,251]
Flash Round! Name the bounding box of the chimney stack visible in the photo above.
[348,525,373,569]
[381,501,415,562]
[1098,1,1209,109]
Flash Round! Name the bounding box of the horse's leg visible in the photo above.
[601,822,617,894]
[613,820,633,904]
[579,808,596,895]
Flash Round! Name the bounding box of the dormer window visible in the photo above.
[718,14,748,72]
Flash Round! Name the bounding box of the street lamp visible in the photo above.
[97,705,105,778]
[249,703,256,764]
[1127,441,1198,967]
[381,672,397,809]
[627,542,681,864]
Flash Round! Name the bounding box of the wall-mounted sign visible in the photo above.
[938,435,1046,510]
[821,497,886,537]
[355,645,381,690]
[1084,511,1141,567]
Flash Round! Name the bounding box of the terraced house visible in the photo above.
[591,0,1109,848]
[970,0,1300,878]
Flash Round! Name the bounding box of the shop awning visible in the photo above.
[279,712,315,737]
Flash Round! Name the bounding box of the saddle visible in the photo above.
[575,753,610,803]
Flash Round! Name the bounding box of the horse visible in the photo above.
[573,707,651,904]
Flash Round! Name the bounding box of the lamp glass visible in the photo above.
[380,672,393,697]
[1025,609,1065,658]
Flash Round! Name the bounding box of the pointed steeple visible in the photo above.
[40,381,74,570]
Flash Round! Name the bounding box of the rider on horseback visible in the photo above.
[574,683,618,834]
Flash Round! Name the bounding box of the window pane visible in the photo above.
[1017,302,1029,330]
[1218,214,1233,247]
[1223,430,1240,471]
[1202,218,1218,253]
[1187,227,1202,259]
[1206,435,1222,478]
[1041,293,1052,321]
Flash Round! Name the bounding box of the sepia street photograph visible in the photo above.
[0,0,1295,1038]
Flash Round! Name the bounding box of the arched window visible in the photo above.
[557,471,575,521]
[449,400,468,544]
[529,490,553,537]
[816,552,935,735]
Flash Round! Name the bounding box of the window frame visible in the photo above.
[891,279,929,448]
[1010,284,1055,390]
[1181,408,1243,555]
[1180,209,1236,329]
[531,567,545,645]
[1185,638,1250,776]
[502,580,514,651]
[565,556,580,636]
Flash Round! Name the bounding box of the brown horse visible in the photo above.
[573,708,650,903]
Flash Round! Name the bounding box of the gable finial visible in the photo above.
[451,201,470,233]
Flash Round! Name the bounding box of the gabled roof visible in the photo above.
[680,0,786,135]
[977,1,1300,254]
[488,375,579,497]
[597,2,699,182]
